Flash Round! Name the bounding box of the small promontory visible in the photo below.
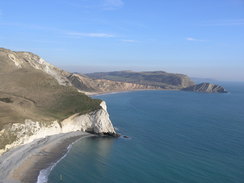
[182,82,228,93]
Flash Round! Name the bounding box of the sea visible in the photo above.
[44,81,244,183]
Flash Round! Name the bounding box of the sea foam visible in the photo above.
[36,144,72,183]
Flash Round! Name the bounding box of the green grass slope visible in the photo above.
[0,48,101,130]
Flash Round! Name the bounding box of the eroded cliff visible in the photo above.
[0,48,117,156]
[0,101,115,155]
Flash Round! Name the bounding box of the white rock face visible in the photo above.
[0,101,115,155]
[6,50,71,86]
[61,101,115,134]
[8,53,22,68]
[20,53,71,86]
[61,101,114,134]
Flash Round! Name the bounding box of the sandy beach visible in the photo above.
[0,131,94,183]
[87,88,176,96]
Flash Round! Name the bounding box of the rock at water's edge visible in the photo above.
[182,82,228,93]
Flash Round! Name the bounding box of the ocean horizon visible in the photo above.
[43,81,244,183]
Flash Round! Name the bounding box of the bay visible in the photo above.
[48,82,244,183]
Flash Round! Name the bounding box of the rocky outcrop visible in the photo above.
[182,82,227,93]
[0,101,115,155]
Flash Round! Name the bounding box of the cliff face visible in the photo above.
[182,82,228,93]
[0,48,117,156]
[0,102,115,155]
[68,73,162,94]
[0,48,71,86]
[0,48,103,127]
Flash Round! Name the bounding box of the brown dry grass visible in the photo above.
[0,50,101,130]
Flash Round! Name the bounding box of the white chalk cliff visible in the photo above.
[7,50,71,86]
[0,48,117,156]
[0,101,115,155]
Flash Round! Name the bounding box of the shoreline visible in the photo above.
[0,132,94,183]
[0,89,176,183]
[86,88,178,97]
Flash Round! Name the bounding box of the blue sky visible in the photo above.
[0,0,244,81]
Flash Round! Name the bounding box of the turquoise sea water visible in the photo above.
[47,82,244,183]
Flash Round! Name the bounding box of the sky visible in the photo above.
[0,0,244,81]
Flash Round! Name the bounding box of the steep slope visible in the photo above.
[68,73,162,94]
[86,71,195,89]
[0,101,115,154]
[182,83,228,93]
[0,48,116,154]
[2,48,71,86]
[0,48,101,127]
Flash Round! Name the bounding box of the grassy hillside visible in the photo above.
[86,71,194,89]
[0,48,101,130]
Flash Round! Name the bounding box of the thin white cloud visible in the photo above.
[0,22,117,39]
[102,0,124,10]
[63,0,124,11]
[186,37,207,42]
[200,19,244,26]
[121,39,138,43]
[67,32,115,38]
[0,22,65,33]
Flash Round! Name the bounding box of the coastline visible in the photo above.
[0,131,94,183]
[0,89,175,183]
[86,88,177,97]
